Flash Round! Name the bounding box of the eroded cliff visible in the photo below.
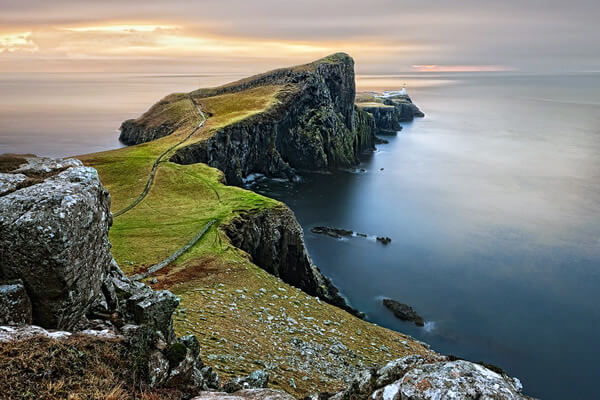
[120,53,376,185]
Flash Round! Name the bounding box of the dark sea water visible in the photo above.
[2,72,599,399]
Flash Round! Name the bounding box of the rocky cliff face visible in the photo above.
[120,53,376,186]
[224,206,361,317]
[356,94,425,136]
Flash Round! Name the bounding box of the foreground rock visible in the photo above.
[383,299,425,326]
[193,389,295,400]
[0,156,112,329]
[0,156,219,395]
[310,355,532,400]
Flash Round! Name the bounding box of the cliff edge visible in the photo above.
[120,53,376,185]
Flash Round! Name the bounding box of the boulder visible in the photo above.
[0,280,32,325]
[382,299,424,326]
[192,389,296,400]
[325,356,531,400]
[224,370,270,393]
[0,157,112,330]
[396,360,527,400]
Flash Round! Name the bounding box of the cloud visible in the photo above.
[0,0,598,72]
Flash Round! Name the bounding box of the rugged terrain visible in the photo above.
[76,54,435,396]
[0,54,532,399]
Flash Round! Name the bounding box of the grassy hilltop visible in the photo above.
[79,54,434,396]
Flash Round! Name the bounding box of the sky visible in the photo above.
[1,0,599,74]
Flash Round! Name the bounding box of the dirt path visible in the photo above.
[113,97,206,217]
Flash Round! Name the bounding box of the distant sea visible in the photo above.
[2,71,599,399]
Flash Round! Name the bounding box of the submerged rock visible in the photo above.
[382,299,425,326]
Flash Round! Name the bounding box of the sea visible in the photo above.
[1,71,599,399]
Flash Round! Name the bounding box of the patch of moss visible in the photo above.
[166,342,188,367]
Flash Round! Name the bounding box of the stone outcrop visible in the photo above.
[224,206,362,317]
[120,53,377,186]
[0,280,32,325]
[357,105,402,135]
[193,389,296,400]
[0,156,112,330]
[0,156,219,395]
[356,93,424,136]
[223,370,270,393]
[308,355,532,400]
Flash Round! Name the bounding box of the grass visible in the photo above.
[0,335,183,400]
[74,61,436,397]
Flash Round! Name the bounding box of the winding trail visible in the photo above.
[112,96,216,280]
[113,97,206,217]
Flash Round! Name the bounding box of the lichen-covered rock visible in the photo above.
[192,389,296,400]
[0,157,112,330]
[397,360,527,400]
[374,355,425,388]
[224,206,361,317]
[148,349,170,387]
[224,370,270,393]
[324,356,531,400]
[0,280,32,325]
[0,173,28,196]
[127,288,179,342]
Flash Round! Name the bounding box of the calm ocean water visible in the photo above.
[2,72,599,399]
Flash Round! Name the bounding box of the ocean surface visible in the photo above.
[2,71,599,399]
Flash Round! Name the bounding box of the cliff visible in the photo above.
[224,206,361,317]
[120,53,376,185]
[355,92,425,135]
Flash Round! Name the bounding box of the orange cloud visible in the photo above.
[412,64,515,72]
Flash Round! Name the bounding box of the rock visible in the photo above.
[192,389,296,400]
[382,299,424,326]
[224,206,362,317]
[398,360,528,400]
[224,370,269,393]
[0,157,112,330]
[328,356,531,400]
[148,350,170,387]
[311,226,354,239]
[127,289,179,342]
[0,324,121,343]
[374,355,425,387]
[357,105,401,135]
[0,173,28,196]
[0,280,32,325]
[376,236,392,245]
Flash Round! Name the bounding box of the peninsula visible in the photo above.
[0,54,531,399]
